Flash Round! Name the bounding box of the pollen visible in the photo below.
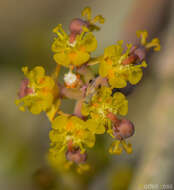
[64,71,79,88]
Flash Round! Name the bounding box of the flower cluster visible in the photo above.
[16,7,160,173]
[99,41,148,88]
[16,66,59,115]
[52,24,97,67]
[82,86,128,135]
[49,115,104,154]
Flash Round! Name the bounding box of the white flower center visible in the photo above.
[68,40,77,47]
[64,72,77,86]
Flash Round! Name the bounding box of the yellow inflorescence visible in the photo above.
[52,24,97,67]
[16,6,161,173]
[82,86,128,134]
[16,66,59,115]
[99,41,147,88]
[49,115,104,154]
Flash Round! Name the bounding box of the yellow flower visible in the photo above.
[16,66,59,115]
[81,7,105,31]
[52,24,97,67]
[136,30,161,51]
[99,41,147,88]
[49,115,104,154]
[82,86,128,129]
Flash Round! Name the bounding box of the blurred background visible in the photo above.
[0,0,174,189]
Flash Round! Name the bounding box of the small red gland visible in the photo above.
[113,119,135,140]
[69,18,88,34]
[66,148,87,164]
[122,46,147,65]
[18,78,34,98]
[107,112,120,124]
[122,54,138,65]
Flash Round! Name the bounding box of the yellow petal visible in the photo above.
[84,132,95,148]
[87,119,105,134]
[109,74,127,88]
[52,115,68,130]
[29,103,42,114]
[72,50,90,66]
[80,33,97,52]
[53,52,70,67]
[128,68,143,85]
[99,61,110,77]
[52,39,66,53]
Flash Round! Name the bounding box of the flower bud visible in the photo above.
[66,148,87,164]
[18,78,34,98]
[134,47,146,61]
[131,46,146,62]
[69,18,88,34]
[113,119,134,140]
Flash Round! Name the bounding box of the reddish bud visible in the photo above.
[134,47,146,61]
[113,119,135,140]
[69,18,88,34]
[18,78,34,98]
[131,46,146,62]
[66,148,87,164]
